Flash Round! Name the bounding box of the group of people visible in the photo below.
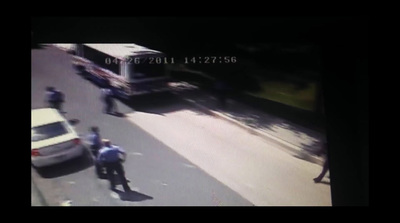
[45,81,118,115]
[87,126,131,192]
[44,84,129,192]
[44,81,329,193]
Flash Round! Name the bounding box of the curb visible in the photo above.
[31,178,48,206]
[180,97,324,166]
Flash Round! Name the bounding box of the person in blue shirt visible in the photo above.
[87,126,104,177]
[45,86,56,108]
[45,86,64,112]
[53,89,65,112]
[97,139,131,192]
[87,126,102,156]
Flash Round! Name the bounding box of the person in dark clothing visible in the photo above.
[314,159,329,183]
[53,89,65,112]
[313,142,329,183]
[45,86,56,108]
[101,85,115,114]
[45,87,64,112]
[97,139,131,192]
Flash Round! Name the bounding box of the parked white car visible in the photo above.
[31,108,85,168]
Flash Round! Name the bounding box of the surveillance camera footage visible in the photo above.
[31,17,368,206]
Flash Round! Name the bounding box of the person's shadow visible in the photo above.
[97,174,153,202]
[112,189,154,202]
[109,111,126,118]
[314,179,331,185]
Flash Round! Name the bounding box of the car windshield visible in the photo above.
[31,122,69,142]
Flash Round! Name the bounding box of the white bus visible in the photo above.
[72,43,171,99]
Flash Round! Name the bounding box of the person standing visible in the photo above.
[313,142,329,183]
[45,86,64,112]
[88,126,104,177]
[53,89,65,112]
[97,139,131,192]
[100,85,115,115]
[45,86,56,108]
[87,126,102,157]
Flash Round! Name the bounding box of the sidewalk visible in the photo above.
[170,83,327,166]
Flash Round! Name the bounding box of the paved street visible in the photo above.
[31,46,331,206]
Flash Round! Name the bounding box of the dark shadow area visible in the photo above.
[174,85,326,144]
[107,112,126,118]
[233,92,326,133]
[300,140,325,155]
[31,43,46,50]
[293,152,324,166]
[314,180,330,185]
[34,148,93,179]
[314,179,331,186]
[170,68,326,134]
[112,188,154,202]
[68,119,80,126]
[118,90,207,116]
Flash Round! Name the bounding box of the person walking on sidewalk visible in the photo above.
[313,142,329,183]
[97,139,131,192]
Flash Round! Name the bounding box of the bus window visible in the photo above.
[129,62,165,81]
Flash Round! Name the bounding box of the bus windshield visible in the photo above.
[129,62,165,81]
